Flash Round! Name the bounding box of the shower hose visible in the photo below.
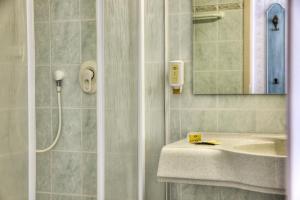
[36,91,62,153]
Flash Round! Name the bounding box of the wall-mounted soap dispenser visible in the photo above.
[169,60,184,94]
[79,61,97,94]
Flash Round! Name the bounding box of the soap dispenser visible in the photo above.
[169,60,184,94]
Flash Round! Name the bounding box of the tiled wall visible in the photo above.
[192,0,244,94]
[145,0,166,199]
[0,0,29,199]
[167,0,286,199]
[34,0,97,199]
[168,0,287,145]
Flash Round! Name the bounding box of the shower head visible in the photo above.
[54,70,65,81]
[53,70,65,91]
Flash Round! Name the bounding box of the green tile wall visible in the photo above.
[36,0,141,199]
[34,0,97,199]
[167,0,286,199]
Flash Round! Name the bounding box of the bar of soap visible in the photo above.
[188,132,202,143]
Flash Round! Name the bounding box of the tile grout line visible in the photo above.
[194,69,244,72]
[35,18,97,23]
[217,96,220,131]
[47,18,97,23]
[37,106,97,110]
[178,9,183,142]
[49,0,53,198]
[169,107,286,111]
[216,1,220,94]
[36,191,97,198]
[51,149,97,154]
[79,0,84,197]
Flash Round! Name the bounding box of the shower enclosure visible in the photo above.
[33,0,153,199]
[0,0,292,200]
[0,0,165,199]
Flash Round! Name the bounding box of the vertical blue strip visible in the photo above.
[266,3,285,94]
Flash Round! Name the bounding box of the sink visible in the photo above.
[233,139,286,157]
[157,133,286,195]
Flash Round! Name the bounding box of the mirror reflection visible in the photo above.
[192,0,287,95]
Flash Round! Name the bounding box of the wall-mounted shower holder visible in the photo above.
[79,61,97,94]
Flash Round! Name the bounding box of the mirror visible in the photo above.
[191,0,287,94]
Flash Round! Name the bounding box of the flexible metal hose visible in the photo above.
[36,91,62,153]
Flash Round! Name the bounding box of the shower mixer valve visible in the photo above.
[79,61,97,94]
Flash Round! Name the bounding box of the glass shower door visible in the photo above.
[0,0,34,199]
[103,0,140,199]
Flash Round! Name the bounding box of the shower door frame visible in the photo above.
[96,0,146,200]
[96,0,105,199]
[27,0,36,199]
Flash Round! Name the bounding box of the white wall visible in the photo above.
[288,1,300,200]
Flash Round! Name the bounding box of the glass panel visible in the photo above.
[34,0,98,199]
[0,0,29,199]
[104,0,139,199]
[144,0,166,199]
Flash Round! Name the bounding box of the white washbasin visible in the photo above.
[233,139,286,157]
[157,133,286,195]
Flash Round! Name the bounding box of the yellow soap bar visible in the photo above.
[188,132,202,143]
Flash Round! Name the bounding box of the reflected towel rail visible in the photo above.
[193,12,224,22]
